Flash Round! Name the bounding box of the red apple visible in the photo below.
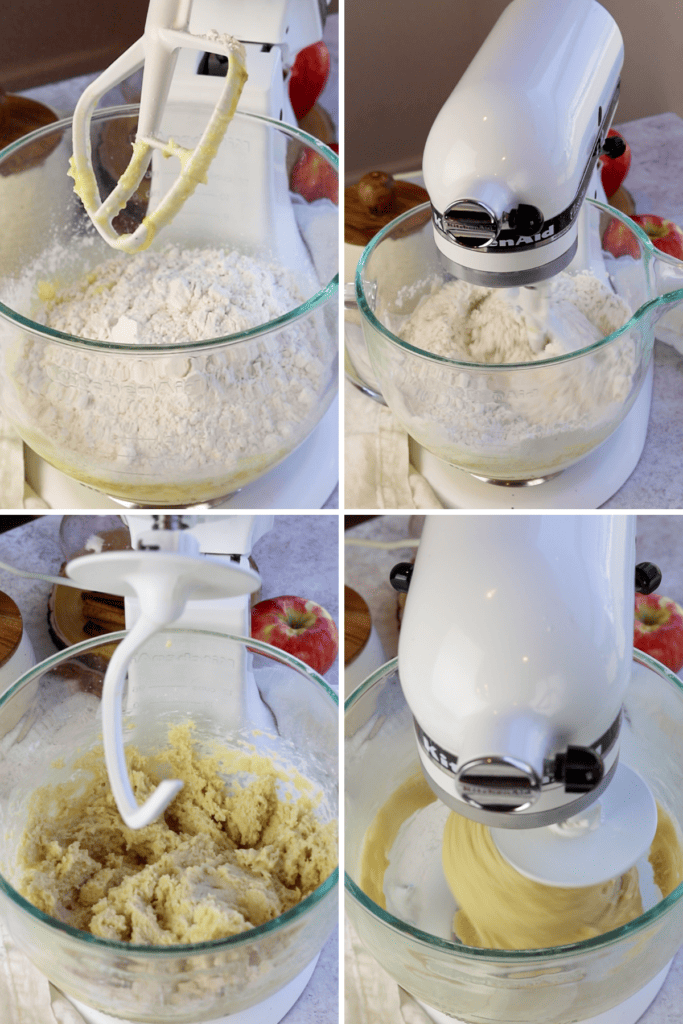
[634,593,683,673]
[602,213,683,261]
[631,214,683,260]
[289,41,331,121]
[602,216,640,259]
[290,147,338,204]
[251,595,339,674]
[599,129,631,199]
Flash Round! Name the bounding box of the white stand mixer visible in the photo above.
[420,0,648,508]
[53,513,324,1024]
[352,0,655,508]
[389,514,674,1024]
[24,0,338,510]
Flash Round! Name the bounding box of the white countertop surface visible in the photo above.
[0,512,339,1024]
[345,513,683,1024]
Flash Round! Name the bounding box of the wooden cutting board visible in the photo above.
[0,590,23,668]
[345,585,372,666]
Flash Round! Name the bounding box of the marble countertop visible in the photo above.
[605,113,683,509]
[345,112,683,510]
[345,513,683,1024]
[0,513,339,1024]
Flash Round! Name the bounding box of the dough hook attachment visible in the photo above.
[66,537,260,829]
[70,0,248,253]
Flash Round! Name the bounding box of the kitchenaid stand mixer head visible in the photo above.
[391,515,663,888]
[422,0,623,287]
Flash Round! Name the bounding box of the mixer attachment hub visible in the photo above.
[553,746,604,794]
[457,756,541,812]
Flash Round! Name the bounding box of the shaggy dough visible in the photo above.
[359,771,683,951]
[19,724,337,945]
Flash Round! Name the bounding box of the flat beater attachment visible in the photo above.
[69,0,248,253]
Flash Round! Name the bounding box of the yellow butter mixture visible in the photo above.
[360,772,683,951]
[18,724,337,945]
[442,803,683,949]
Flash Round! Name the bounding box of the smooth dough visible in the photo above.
[359,771,683,951]
[443,809,675,950]
[18,723,337,945]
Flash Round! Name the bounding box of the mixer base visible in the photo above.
[106,489,243,510]
[411,360,652,509]
[66,953,319,1024]
[415,958,672,1024]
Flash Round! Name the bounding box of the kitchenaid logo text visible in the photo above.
[433,200,579,250]
[488,225,555,247]
[416,721,459,775]
[433,209,556,248]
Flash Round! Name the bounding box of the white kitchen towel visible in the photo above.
[344,383,443,510]
[0,917,86,1024]
[0,415,49,509]
[345,916,434,1024]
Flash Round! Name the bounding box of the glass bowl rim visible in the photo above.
[0,104,339,354]
[0,627,338,957]
[344,649,683,963]
[355,197,683,370]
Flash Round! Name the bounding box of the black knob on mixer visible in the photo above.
[507,204,544,235]
[554,747,604,793]
[602,134,627,158]
[390,562,414,592]
[635,562,662,594]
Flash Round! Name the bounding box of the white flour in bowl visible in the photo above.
[399,270,631,363]
[41,245,307,345]
[391,270,639,477]
[4,243,334,501]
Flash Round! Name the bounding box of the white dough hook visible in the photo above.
[66,545,260,829]
[70,0,248,253]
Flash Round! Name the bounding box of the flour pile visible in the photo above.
[394,270,639,477]
[399,271,631,363]
[6,243,334,501]
[42,245,305,345]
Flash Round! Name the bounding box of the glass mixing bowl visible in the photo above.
[353,200,683,482]
[345,653,683,1024]
[0,106,338,507]
[0,629,338,1023]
